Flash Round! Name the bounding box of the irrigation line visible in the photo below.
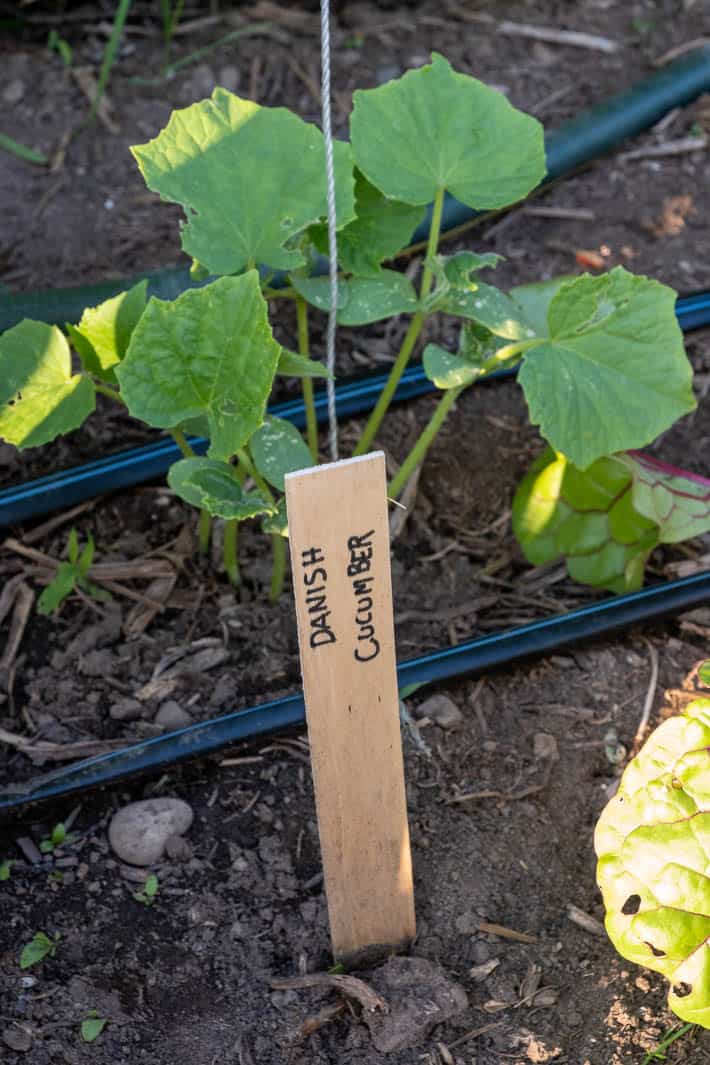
[1,292,708,529]
[2,570,709,813]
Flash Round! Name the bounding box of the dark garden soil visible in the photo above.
[3,2,710,1063]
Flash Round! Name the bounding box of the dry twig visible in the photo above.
[270,973,388,1013]
[498,21,619,54]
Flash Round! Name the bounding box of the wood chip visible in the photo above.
[523,205,596,221]
[566,904,605,936]
[296,1001,347,1042]
[620,136,707,161]
[478,922,538,944]
[0,582,34,685]
[498,20,619,53]
[270,972,389,1013]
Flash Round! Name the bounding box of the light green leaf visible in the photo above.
[311,170,425,278]
[277,348,331,379]
[422,344,479,390]
[66,281,147,383]
[0,860,13,881]
[595,697,710,1028]
[168,458,274,521]
[262,498,288,537]
[443,281,537,340]
[509,277,572,337]
[37,562,79,615]
[700,662,710,687]
[116,273,280,461]
[250,416,314,491]
[0,321,95,448]
[512,448,659,593]
[441,250,502,286]
[518,267,696,470]
[144,873,158,898]
[291,270,417,325]
[20,932,56,970]
[132,88,355,275]
[616,452,710,544]
[350,53,546,208]
[81,1015,107,1043]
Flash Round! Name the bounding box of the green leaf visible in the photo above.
[616,452,710,544]
[116,273,280,461]
[512,449,659,593]
[699,662,710,687]
[311,169,425,278]
[168,458,274,521]
[291,270,417,325]
[0,860,13,881]
[442,281,537,340]
[20,932,56,970]
[67,527,80,565]
[422,343,479,390]
[517,267,696,470]
[250,416,314,491]
[277,348,331,380]
[0,320,95,448]
[78,535,95,576]
[51,823,66,846]
[595,697,710,1028]
[132,88,355,275]
[144,873,158,898]
[81,1015,107,1043]
[350,53,545,208]
[66,280,147,383]
[509,277,572,337]
[37,562,79,615]
[262,497,288,537]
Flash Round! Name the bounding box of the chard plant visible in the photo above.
[1,53,708,599]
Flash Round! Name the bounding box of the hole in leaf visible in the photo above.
[622,895,641,915]
[673,982,693,998]
[646,942,666,958]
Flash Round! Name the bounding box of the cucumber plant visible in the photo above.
[1,53,708,598]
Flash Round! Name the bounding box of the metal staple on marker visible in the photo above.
[320,0,339,461]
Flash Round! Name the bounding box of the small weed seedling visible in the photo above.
[39,821,76,854]
[133,873,158,905]
[37,528,109,616]
[0,859,14,881]
[642,1022,695,1064]
[20,931,61,970]
[80,1011,108,1043]
[1,54,709,599]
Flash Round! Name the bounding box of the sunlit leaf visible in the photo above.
[0,321,95,448]
[168,457,274,521]
[66,280,147,383]
[117,273,280,461]
[132,88,355,275]
[291,270,417,325]
[518,267,696,470]
[250,416,314,491]
[595,697,710,1028]
[350,53,545,208]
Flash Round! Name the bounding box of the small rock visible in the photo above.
[218,64,239,92]
[533,732,559,761]
[110,698,144,722]
[364,956,468,1053]
[155,700,192,730]
[3,1025,32,1053]
[164,833,192,861]
[3,79,25,105]
[414,694,463,730]
[108,798,193,866]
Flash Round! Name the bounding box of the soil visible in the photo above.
[2,2,710,1063]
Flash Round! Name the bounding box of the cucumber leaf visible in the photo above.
[350,53,546,209]
[262,497,288,537]
[277,348,331,379]
[0,320,95,448]
[311,170,425,278]
[512,448,659,593]
[168,457,273,520]
[66,280,147,383]
[291,270,417,325]
[422,322,509,390]
[132,88,355,276]
[595,697,710,1028]
[618,452,710,544]
[517,267,696,470]
[116,273,280,461]
[509,277,571,337]
[442,281,537,340]
[250,416,314,491]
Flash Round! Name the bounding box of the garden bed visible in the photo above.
[2,2,710,1063]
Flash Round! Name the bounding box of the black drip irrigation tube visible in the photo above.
[1,291,709,528]
[2,571,709,813]
[2,51,710,814]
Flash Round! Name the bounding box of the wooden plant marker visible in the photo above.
[285,452,415,965]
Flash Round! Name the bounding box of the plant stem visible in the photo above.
[170,427,194,458]
[387,338,538,498]
[222,519,240,586]
[296,296,319,461]
[269,534,287,602]
[352,184,446,456]
[642,1023,694,1065]
[93,381,125,405]
[89,0,132,124]
[237,449,274,502]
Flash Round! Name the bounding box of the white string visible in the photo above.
[320,0,339,462]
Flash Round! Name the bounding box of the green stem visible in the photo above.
[170,427,194,458]
[93,380,125,405]
[89,0,132,123]
[296,296,319,461]
[389,386,462,498]
[237,449,274,503]
[642,1023,694,1065]
[352,184,446,456]
[222,519,239,586]
[269,534,287,602]
[198,508,211,555]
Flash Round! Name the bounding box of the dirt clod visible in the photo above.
[363,956,468,1053]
